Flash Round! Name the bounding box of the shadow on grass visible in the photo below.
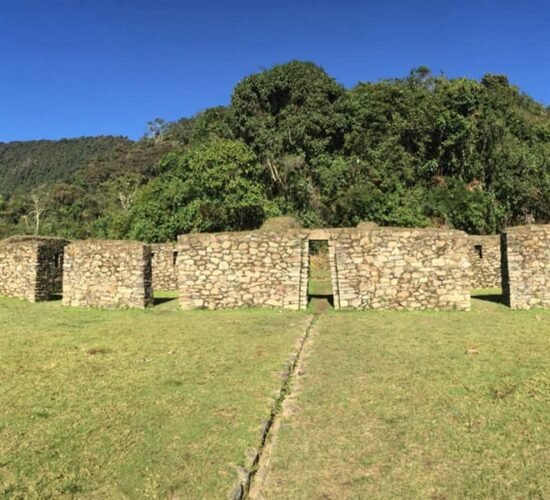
[48,293,63,302]
[471,293,506,305]
[308,294,334,314]
[154,296,178,306]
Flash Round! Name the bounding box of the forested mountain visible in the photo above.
[0,136,132,196]
[1,61,548,241]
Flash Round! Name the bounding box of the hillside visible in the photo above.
[0,136,132,196]
[0,61,548,241]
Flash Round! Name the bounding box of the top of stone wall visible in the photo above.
[178,226,468,243]
[150,242,176,249]
[467,234,500,241]
[67,239,149,248]
[0,235,69,247]
[504,224,550,233]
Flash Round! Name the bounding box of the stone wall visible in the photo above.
[151,243,178,291]
[501,225,550,309]
[177,231,308,310]
[63,240,153,309]
[0,236,67,302]
[328,227,471,310]
[467,235,501,289]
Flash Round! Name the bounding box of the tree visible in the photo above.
[125,140,277,242]
[27,187,50,235]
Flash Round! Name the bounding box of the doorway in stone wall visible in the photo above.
[308,240,334,312]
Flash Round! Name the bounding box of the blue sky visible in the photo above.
[1,0,548,142]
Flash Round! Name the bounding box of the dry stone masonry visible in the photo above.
[63,240,153,309]
[151,243,178,291]
[0,236,67,302]
[178,231,308,310]
[467,235,502,289]
[177,227,471,311]
[501,224,550,309]
[329,227,471,310]
[1,224,547,311]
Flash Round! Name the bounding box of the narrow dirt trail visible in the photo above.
[246,313,321,499]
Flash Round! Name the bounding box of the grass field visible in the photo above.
[0,296,310,498]
[260,292,550,499]
[1,290,549,499]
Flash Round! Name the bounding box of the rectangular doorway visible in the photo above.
[308,240,334,312]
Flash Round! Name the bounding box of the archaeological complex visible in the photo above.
[0,224,547,311]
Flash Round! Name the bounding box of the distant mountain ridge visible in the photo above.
[0,136,132,197]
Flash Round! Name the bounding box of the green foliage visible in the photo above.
[231,61,347,160]
[0,61,548,241]
[124,140,276,242]
[0,136,131,196]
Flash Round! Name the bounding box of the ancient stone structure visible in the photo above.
[177,227,471,311]
[0,236,67,302]
[178,231,308,310]
[501,224,550,309]
[63,240,153,309]
[327,227,471,310]
[151,243,178,291]
[467,235,501,289]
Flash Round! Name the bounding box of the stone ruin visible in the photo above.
[177,231,308,310]
[325,227,471,310]
[501,224,550,309]
[151,243,178,291]
[63,240,153,309]
[177,226,472,311]
[0,236,67,302]
[467,235,501,289]
[0,224,547,311]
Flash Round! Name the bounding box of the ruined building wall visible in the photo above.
[330,228,471,310]
[151,243,178,291]
[63,240,153,309]
[501,225,550,309]
[0,236,67,302]
[177,231,308,310]
[467,235,501,289]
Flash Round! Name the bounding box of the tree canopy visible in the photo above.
[1,61,548,241]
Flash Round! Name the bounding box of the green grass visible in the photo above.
[262,293,550,499]
[0,297,310,498]
[307,259,333,314]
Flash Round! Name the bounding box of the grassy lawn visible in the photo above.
[0,296,310,498]
[261,293,550,499]
[308,256,333,314]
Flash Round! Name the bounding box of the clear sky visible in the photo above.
[1,0,548,142]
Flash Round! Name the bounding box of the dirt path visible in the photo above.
[246,315,320,499]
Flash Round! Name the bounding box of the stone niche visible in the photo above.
[177,230,308,310]
[63,240,153,309]
[330,227,471,311]
[0,236,68,302]
[151,243,178,291]
[467,235,501,289]
[501,224,550,309]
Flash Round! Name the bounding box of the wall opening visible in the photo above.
[474,244,483,259]
[308,240,334,311]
